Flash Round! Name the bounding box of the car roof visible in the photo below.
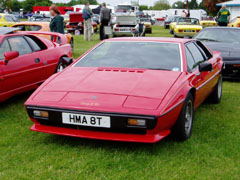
[105,37,191,43]
[0,27,19,35]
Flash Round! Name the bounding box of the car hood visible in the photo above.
[203,42,240,59]
[29,67,181,112]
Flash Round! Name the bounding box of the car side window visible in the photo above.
[185,47,196,71]
[0,40,11,60]
[8,36,32,56]
[25,36,41,52]
[195,41,212,60]
[5,15,14,22]
[186,42,205,64]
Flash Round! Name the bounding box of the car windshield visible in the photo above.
[75,41,181,71]
[177,18,199,25]
[14,25,42,31]
[195,28,240,43]
[140,18,150,22]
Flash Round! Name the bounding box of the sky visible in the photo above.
[48,0,180,6]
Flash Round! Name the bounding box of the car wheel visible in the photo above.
[170,29,173,34]
[209,74,222,104]
[56,58,68,73]
[172,93,194,141]
[174,33,178,38]
[70,38,74,52]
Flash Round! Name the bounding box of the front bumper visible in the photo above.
[175,31,198,37]
[223,60,240,79]
[26,106,171,143]
[31,124,170,143]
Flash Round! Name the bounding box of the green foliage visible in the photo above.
[139,5,149,11]
[172,1,183,9]
[188,0,198,9]
[11,0,23,12]
[151,0,171,10]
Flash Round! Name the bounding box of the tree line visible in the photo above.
[1,0,98,12]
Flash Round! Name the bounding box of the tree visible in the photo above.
[188,0,198,9]
[0,0,9,10]
[22,0,53,12]
[201,0,228,16]
[11,0,23,12]
[172,1,183,9]
[139,5,149,11]
[151,0,170,10]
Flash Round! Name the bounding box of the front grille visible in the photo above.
[27,106,158,135]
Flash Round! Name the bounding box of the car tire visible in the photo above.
[172,93,194,141]
[174,33,178,38]
[209,74,222,104]
[170,29,173,34]
[55,58,68,73]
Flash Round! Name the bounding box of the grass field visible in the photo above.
[0,26,240,180]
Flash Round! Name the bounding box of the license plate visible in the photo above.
[119,28,130,31]
[184,30,192,32]
[62,113,111,128]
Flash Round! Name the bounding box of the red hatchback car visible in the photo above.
[25,37,224,143]
[0,28,73,102]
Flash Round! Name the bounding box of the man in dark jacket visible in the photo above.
[99,3,111,40]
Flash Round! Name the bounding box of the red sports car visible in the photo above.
[0,28,73,102]
[25,37,224,143]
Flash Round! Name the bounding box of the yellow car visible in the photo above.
[169,16,180,34]
[200,18,217,28]
[172,17,202,38]
[0,13,18,27]
[140,17,152,34]
[228,16,240,27]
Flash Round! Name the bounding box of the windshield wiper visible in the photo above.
[196,38,220,42]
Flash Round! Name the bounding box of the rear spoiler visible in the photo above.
[17,31,68,45]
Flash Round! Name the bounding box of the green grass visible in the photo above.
[0,26,240,180]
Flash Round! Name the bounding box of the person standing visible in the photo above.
[181,10,187,17]
[217,5,230,26]
[99,3,111,40]
[49,5,64,34]
[82,1,93,41]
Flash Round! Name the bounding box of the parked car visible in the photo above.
[66,13,98,34]
[0,28,73,102]
[164,15,180,29]
[92,14,100,24]
[25,37,223,143]
[113,14,140,37]
[0,13,18,27]
[200,17,217,28]
[139,16,152,34]
[29,14,51,22]
[194,27,240,79]
[171,17,202,38]
[228,16,240,27]
[12,22,74,51]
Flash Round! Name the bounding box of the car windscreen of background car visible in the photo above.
[195,29,240,43]
[75,42,181,71]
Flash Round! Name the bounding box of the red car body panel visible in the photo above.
[0,31,72,102]
[25,37,224,143]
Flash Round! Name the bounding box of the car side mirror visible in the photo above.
[62,57,73,65]
[199,62,213,72]
[4,51,19,63]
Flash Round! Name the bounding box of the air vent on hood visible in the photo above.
[97,68,144,73]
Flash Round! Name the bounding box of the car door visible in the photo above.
[185,41,213,106]
[1,35,44,94]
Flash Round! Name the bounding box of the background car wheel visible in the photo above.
[209,74,222,104]
[56,58,68,73]
[170,29,173,34]
[174,33,178,38]
[172,93,194,141]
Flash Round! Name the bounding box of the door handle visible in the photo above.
[35,58,40,63]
